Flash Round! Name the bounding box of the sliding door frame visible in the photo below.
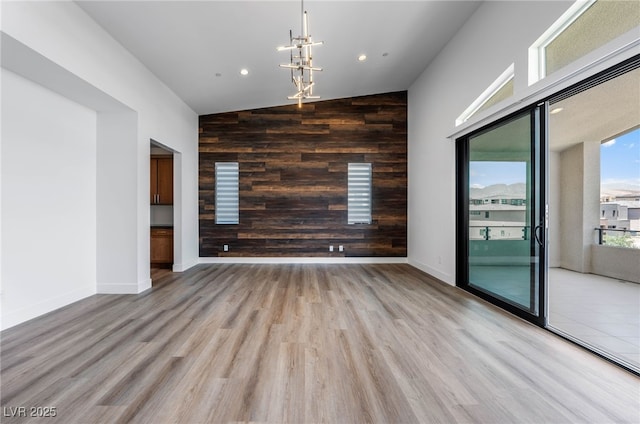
[456,54,639,323]
[456,105,548,327]
[543,55,640,374]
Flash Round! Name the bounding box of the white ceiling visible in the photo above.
[549,67,640,152]
[76,1,482,115]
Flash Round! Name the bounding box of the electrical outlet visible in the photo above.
[339,245,344,252]
[223,244,229,252]
[329,245,334,252]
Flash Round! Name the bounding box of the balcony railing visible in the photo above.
[594,227,640,249]
[470,226,640,249]
[470,225,528,241]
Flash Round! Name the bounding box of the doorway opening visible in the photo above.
[150,140,175,285]
[546,62,640,373]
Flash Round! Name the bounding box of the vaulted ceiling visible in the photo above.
[77,1,482,115]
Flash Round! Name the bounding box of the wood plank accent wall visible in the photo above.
[199,91,407,257]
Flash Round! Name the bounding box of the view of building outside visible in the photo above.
[469,161,527,241]
[469,127,640,249]
[600,128,640,249]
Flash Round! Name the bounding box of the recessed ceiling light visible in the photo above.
[240,69,249,76]
[358,54,367,62]
[550,107,563,114]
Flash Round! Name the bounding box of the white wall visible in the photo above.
[408,1,572,283]
[1,70,97,328]
[591,245,640,284]
[548,150,561,267]
[96,110,140,293]
[558,141,601,272]
[1,1,198,328]
[559,144,584,271]
[408,0,639,284]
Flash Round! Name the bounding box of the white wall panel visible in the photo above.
[1,70,97,329]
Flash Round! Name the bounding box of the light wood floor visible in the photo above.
[151,266,173,284]
[1,264,638,423]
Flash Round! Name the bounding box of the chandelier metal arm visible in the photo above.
[277,3,323,107]
[279,64,323,72]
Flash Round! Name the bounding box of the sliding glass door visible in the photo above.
[546,59,640,373]
[457,108,546,324]
[456,57,639,372]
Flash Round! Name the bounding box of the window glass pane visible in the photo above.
[475,79,514,116]
[545,0,640,76]
[456,64,514,126]
[348,163,372,224]
[215,162,239,224]
[468,113,535,311]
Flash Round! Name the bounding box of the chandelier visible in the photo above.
[277,0,323,107]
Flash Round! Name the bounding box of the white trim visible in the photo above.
[172,258,199,272]
[528,0,596,85]
[456,63,514,127]
[139,278,152,292]
[408,258,453,286]
[1,286,95,330]
[199,257,408,265]
[449,36,640,141]
[96,283,137,294]
[97,279,150,294]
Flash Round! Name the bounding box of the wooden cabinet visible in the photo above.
[150,156,173,205]
[151,227,173,265]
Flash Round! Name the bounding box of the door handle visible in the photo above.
[534,223,544,247]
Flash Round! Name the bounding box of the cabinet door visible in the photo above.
[150,158,158,204]
[151,229,173,264]
[156,158,173,205]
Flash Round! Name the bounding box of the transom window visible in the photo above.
[456,64,514,126]
[529,0,640,84]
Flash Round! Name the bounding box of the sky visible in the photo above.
[469,127,640,191]
[469,161,526,189]
[600,127,640,191]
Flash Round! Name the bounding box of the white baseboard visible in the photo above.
[97,278,150,294]
[198,257,408,265]
[1,285,96,331]
[139,278,152,292]
[408,258,454,285]
[173,258,199,272]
